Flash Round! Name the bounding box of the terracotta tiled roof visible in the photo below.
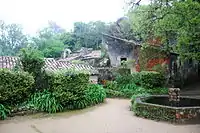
[82,50,101,59]
[0,56,20,69]
[0,56,98,75]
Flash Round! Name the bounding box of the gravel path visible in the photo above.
[0,99,200,133]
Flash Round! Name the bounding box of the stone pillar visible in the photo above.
[168,88,180,102]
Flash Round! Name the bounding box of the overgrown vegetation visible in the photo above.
[128,0,200,61]
[104,71,167,98]
[0,48,107,119]
[139,44,167,71]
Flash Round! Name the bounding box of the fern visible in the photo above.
[0,104,10,120]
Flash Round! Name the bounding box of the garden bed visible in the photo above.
[132,95,200,124]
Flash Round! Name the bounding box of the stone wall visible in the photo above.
[97,67,114,84]
[102,36,135,67]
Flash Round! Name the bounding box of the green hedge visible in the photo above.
[139,71,165,88]
[46,71,89,108]
[0,69,34,106]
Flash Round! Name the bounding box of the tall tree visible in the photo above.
[32,22,65,58]
[128,0,200,60]
[73,21,108,50]
[0,20,28,56]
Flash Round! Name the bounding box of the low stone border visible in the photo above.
[132,95,200,124]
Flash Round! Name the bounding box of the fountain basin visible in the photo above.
[132,95,200,124]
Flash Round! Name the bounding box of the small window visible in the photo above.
[120,58,127,65]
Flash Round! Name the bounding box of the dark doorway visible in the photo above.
[120,58,127,65]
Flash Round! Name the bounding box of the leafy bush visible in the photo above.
[29,90,63,113]
[140,71,165,88]
[131,72,141,85]
[152,64,168,75]
[104,81,118,90]
[104,71,167,98]
[85,84,106,105]
[105,81,168,98]
[120,83,138,97]
[0,104,10,120]
[104,79,137,98]
[0,69,34,105]
[115,74,134,85]
[19,48,45,91]
[46,71,89,108]
[19,48,45,76]
[69,84,106,109]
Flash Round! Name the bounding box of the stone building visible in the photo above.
[102,33,140,72]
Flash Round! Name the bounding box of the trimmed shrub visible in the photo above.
[45,71,89,108]
[139,71,165,88]
[0,69,34,105]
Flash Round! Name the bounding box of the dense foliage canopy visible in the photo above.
[128,0,200,61]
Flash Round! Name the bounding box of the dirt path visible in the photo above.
[0,99,200,133]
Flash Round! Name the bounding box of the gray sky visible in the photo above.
[0,0,149,34]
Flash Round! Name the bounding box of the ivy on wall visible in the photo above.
[138,44,168,71]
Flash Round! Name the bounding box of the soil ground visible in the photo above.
[0,99,200,133]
